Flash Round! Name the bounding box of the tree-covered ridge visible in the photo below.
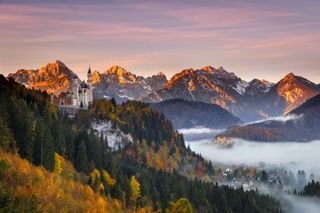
[86,99,215,178]
[301,180,320,198]
[0,75,283,212]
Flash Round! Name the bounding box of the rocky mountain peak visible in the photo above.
[106,65,127,75]
[104,65,137,84]
[165,68,195,89]
[92,66,168,102]
[275,73,320,113]
[8,60,78,95]
[283,72,296,80]
[92,71,101,84]
[155,72,166,77]
[201,66,215,73]
[244,79,273,96]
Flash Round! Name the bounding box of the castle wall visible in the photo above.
[55,68,93,113]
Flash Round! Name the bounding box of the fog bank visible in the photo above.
[244,114,304,125]
[186,138,320,175]
[280,194,320,213]
[179,126,225,141]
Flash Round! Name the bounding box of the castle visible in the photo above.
[51,67,93,115]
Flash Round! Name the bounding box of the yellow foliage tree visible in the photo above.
[54,152,65,175]
[102,169,116,187]
[89,169,101,191]
[167,198,193,213]
[130,175,141,207]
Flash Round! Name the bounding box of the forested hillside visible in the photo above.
[0,75,282,212]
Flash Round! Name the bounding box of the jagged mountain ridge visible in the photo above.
[8,61,168,103]
[222,93,320,142]
[244,79,274,96]
[7,60,78,95]
[237,73,320,121]
[92,65,167,102]
[7,61,319,122]
[144,66,249,109]
[150,99,242,129]
[145,68,319,122]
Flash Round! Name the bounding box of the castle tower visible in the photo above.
[87,65,93,104]
[72,76,79,106]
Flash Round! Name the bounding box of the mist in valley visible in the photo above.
[186,138,320,176]
[180,124,320,213]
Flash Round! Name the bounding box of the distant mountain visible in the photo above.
[150,99,242,129]
[275,73,319,113]
[222,94,320,142]
[145,66,248,109]
[8,60,78,95]
[144,66,320,121]
[237,73,320,121]
[244,79,274,96]
[8,62,168,103]
[87,65,168,102]
[8,61,319,122]
[290,93,320,115]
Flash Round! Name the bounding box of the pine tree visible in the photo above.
[76,140,88,172]
[0,116,16,152]
[33,121,54,170]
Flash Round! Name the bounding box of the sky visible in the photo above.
[0,0,320,83]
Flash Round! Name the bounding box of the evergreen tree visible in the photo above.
[76,140,88,173]
[33,121,54,170]
[0,116,16,152]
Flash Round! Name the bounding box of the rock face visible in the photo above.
[8,60,78,95]
[91,120,133,150]
[238,73,319,121]
[145,67,319,122]
[244,79,274,96]
[275,73,319,114]
[222,94,320,142]
[144,66,248,110]
[92,65,168,102]
[150,99,242,129]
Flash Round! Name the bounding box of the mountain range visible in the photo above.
[7,60,320,123]
[7,60,78,95]
[144,67,319,121]
[92,65,167,102]
[222,93,320,142]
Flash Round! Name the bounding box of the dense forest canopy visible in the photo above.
[0,75,283,212]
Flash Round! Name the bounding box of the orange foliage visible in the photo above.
[0,150,126,212]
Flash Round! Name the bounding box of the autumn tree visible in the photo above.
[168,198,193,213]
[130,175,141,208]
[54,152,65,175]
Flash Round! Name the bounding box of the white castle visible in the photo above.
[70,67,93,108]
[51,67,93,114]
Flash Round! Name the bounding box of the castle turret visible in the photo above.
[87,65,93,104]
[72,76,79,106]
